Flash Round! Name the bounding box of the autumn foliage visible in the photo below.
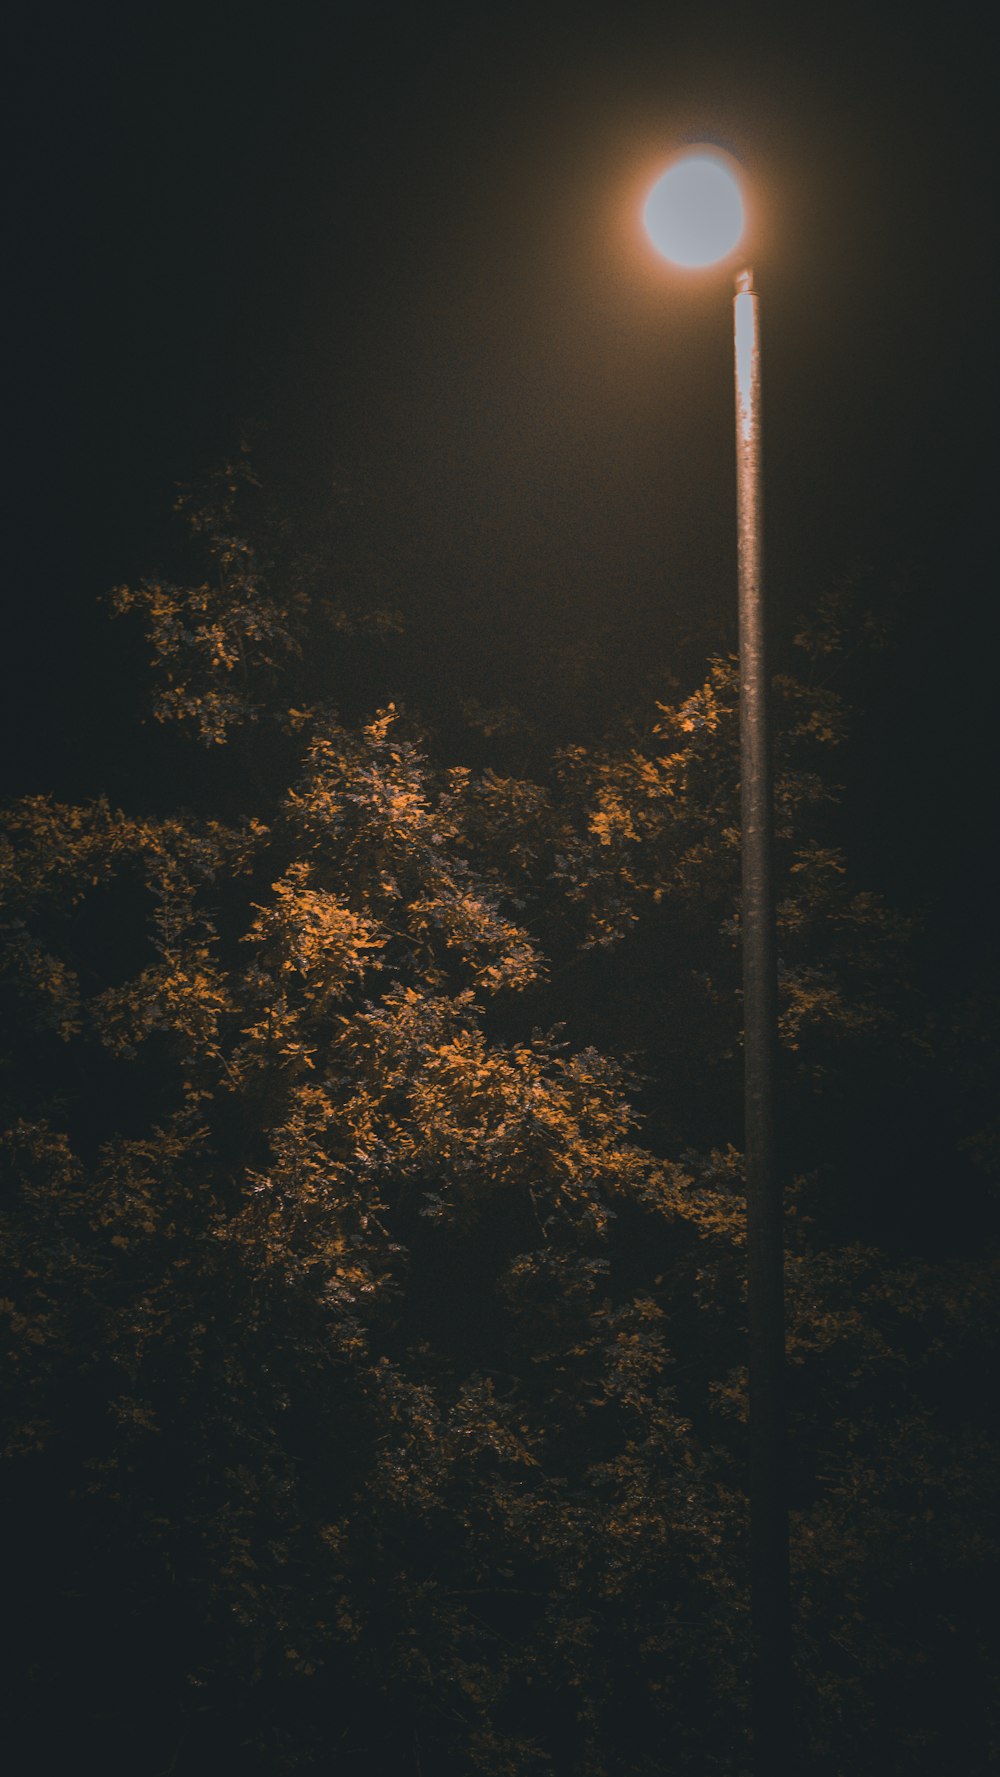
[2,456,997,1775]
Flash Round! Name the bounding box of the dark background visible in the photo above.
[4,0,995,928]
[2,11,997,1768]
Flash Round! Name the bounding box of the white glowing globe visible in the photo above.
[643,153,745,268]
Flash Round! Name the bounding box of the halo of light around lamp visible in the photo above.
[643,152,745,268]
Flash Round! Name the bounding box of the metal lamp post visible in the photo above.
[644,153,790,1771]
[733,259,791,1771]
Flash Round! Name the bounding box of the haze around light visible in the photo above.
[643,153,744,268]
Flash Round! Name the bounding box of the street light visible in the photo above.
[643,150,791,1771]
[643,152,745,267]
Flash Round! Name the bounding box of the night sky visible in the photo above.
[3,11,998,1766]
[6,0,995,934]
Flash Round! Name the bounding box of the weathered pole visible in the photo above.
[733,265,791,1771]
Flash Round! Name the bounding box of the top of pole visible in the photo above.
[735,267,755,295]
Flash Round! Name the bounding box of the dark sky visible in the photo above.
[5,0,995,926]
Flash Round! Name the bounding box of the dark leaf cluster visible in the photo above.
[2,468,996,1776]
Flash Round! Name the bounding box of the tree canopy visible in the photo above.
[2,454,997,1775]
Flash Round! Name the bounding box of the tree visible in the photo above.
[2,459,997,1775]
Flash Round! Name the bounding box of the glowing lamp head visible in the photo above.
[643,152,745,269]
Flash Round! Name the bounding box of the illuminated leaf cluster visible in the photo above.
[2,474,995,1776]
